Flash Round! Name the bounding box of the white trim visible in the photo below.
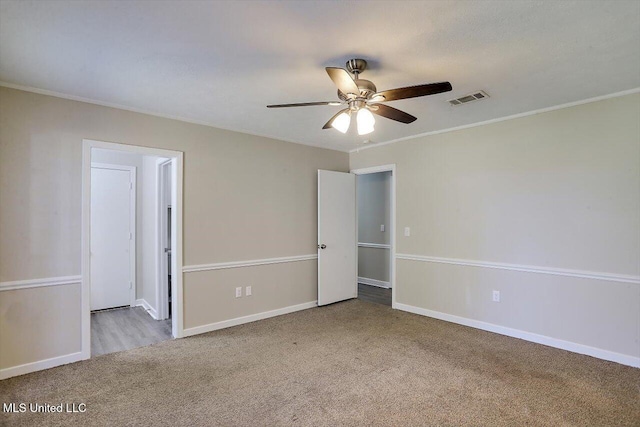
[0,81,342,153]
[358,277,391,289]
[0,352,83,380]
[395,303,640,368]
[135,299,158,320]
[358,242,391,249]
[170,156,184,338]
[90,162,137,308]
[396,253,640,284]
[183,254,318,273]
[0,275,82,292]
[349,87,640,153]
[351,164,397,308]
[156,158,172,321]
[82,139,185,362]
[183,301,317,337]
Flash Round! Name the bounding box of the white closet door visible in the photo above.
[91,166,133,311]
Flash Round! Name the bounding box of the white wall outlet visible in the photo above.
[404,227,411,237]
[492,290,500,302]
[245,286,252,296]
[380,224,385,232]
[235,287,242,298]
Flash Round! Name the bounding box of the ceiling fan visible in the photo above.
[267,58,452,135]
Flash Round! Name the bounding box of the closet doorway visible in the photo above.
[81,140,184,360]
[352,165,396,307]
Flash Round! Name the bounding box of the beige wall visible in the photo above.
[0,285,81,369]
[0,87,348,371]
[184,260,317,329]
[350,93,640,359]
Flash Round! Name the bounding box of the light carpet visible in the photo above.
[1,299,638,426]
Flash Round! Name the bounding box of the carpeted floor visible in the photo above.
[1,299,639,426]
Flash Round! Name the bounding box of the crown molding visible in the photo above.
[2,81,637,155]
[350,87,640,153]
[0,81,350,153]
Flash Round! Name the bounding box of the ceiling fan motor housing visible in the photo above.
[346,58,368,75]
[337,78,377,101]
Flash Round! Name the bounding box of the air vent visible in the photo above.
[448,91,489,106]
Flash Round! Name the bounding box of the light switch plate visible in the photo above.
[404,227,410,237]
[246,286,252,296]
[380,224,385,232]
[235,287,242,298]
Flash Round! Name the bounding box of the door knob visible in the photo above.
[318,244,326,249]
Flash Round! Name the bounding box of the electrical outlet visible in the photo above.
[380,224,385,232]
[492,290,500,302]
[245,286,252,296]
[404,227,411,237]
[235,287,242,298]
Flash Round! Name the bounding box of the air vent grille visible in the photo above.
[448,91,489,106]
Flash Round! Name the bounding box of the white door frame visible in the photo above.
[82,139,184,360]
[156,158,172,320]
[351,164,397,309]
[90,162,137,308]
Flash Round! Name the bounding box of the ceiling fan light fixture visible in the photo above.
[357,108,375,135]
[267,58,453,136]
[332,110,351,133]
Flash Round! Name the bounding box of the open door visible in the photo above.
[318,170,357,305]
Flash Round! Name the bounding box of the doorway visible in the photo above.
[316,165,396,308]
[82,140,184,360]
[352,165,396,308]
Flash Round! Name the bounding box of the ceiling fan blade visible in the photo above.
[369,104,417,124]
[326,67,360,96]
[267,101,341,108]
[374,82,452,102]
[322,108,349,129]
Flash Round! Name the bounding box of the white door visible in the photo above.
[318,170,357,305]
[91,165,135,311]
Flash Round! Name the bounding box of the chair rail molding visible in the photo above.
[358,242,391,249]
[0,275,82,292]
[183,254,318,273]
[396,254,640,284]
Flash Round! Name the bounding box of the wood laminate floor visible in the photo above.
[357,283,392,306]
[91,306,172,357]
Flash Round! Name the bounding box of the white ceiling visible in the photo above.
[1,1,639,152]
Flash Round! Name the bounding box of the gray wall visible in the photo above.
[350,93,640,362]
[357,172,391,285]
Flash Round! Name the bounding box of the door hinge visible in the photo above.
[129,281,133,290]
[130,182,133,190]
[129,232,133,240]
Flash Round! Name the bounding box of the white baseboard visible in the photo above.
[183,301,317,337]
[395,303,640,368]
[0,351,83,380]
[135,299,158,320]
[358,277,391,289]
